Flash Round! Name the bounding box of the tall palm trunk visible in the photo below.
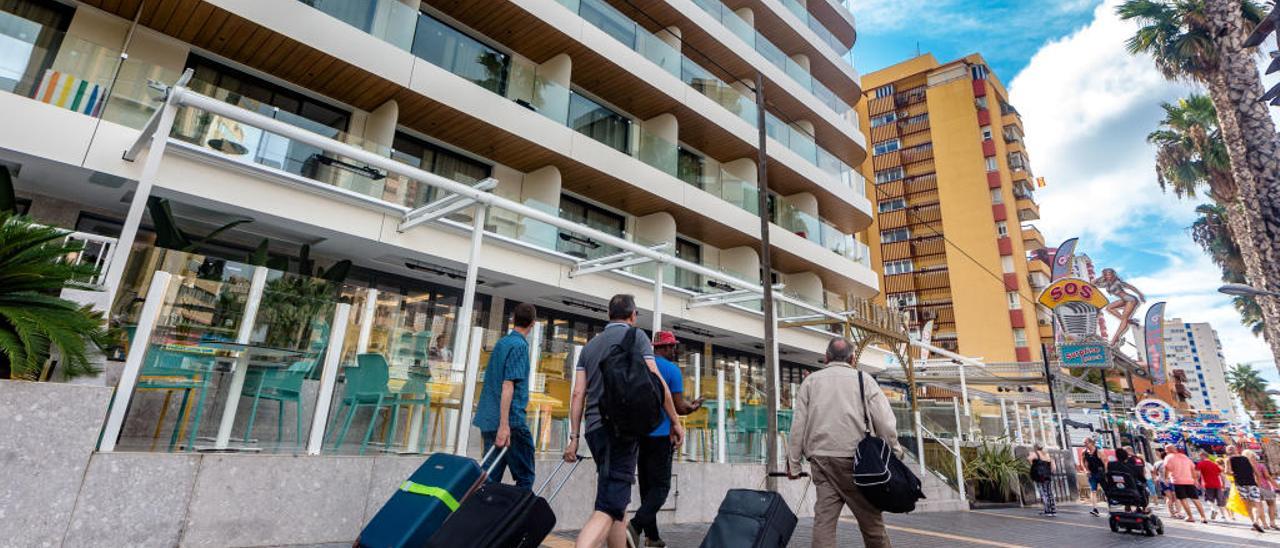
[1205,0,1280,373]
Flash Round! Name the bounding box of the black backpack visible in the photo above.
[851,371,925,514]
[599,327,664,437]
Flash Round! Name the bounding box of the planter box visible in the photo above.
[0,379,113,546]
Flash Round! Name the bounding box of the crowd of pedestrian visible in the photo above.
[1076,438,1280,535]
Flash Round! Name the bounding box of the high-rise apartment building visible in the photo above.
[0,0,874,449]
[1163,319,1239,421]
[857,54,1044,363]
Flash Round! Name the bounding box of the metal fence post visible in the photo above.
[99,272,172,452]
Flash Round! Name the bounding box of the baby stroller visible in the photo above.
[1102,469,1164,537]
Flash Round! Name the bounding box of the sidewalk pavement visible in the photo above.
[546,503,1280,547]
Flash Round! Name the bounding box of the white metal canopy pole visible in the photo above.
[213,265,268,449]
[307,303,351,455]
[717,368,726,464]
[1028,406,1037,445]
[958,360,971,417]
[1000,398,1010,438]
[455,328,484,456]
[102,94,181,309]
[652,264,663,333]
[450,206,488,455]
[1014,403,1025,444]
[99,272,173,452]
[356,289,378,353]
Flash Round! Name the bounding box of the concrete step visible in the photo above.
[913,498,970,513]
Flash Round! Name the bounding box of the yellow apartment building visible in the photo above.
[857,54,1048,363]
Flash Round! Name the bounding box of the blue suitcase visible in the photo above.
[358,447,505,548]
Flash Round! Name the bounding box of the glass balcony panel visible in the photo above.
[570,0,680,77]
[0,11,120,116]
[681,57,756,126]
[412,13,510,95]
[505,60,571,125]
[299,0,417,51]
[568,91,630,153]
[636,125,677,176]
[487,196,560,252]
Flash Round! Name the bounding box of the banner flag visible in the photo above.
[1051,238,1079,281]
[1144,302,1168,385]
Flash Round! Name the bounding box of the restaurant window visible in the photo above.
[558,194,625,259]
[412,11,510,95]
[568,91,630,153]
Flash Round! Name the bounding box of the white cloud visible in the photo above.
[1010,0,1195,246]
[1007,0,1277,375]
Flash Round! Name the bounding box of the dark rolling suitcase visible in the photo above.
[425,456,582,548]
[358,447,506,548]
[700,473,807,548]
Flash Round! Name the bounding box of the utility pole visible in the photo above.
[755,72,780,491]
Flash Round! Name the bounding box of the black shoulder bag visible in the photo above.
[851,370,925,513]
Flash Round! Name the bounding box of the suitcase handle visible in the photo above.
[479,445,509,478]
[536,455,587,502]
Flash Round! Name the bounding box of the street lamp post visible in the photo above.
[1219,283,1280,298]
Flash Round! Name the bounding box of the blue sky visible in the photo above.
[851,0,1280,391]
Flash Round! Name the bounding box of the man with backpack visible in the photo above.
[786,338,897,548]
[564,294,684,548]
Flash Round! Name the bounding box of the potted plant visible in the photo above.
[964,440,1030,507]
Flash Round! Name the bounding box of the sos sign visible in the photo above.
[1037,278,1109,309]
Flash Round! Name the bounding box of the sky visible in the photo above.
[852,0,1280,390]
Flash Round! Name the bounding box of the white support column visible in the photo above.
[214,266,269,449]
[1014,403,1025,444]
[567,344,582,448]
[733,361,742,411]
[99,272,173,452]
[1000,398,1010,438]
[652,263,663,333]
[717,367,726,464]
[692,353,701,396]
[1028,406,1037,445]
[914,409,925,476]
[958,361,970,418]
[951,396,962,442]
[526,322,543,446]
[356,289,378,353]
[953,433,967,501]
[455,328,484,456]
[103,100,179,310]
[307,303,352,454]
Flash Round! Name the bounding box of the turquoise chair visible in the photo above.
[327,353,396,454]
[369,353,432,453]
[125,326,216,452]
[739,404,769,460]
[241,349,322,450]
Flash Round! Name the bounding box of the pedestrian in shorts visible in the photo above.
[1162,444,1208,523]
[1080,438,1106,516]
[1193,450,1227,521]
[1251,450,1279,530]
[1230,446,1268,533]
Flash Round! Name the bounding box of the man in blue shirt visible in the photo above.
[473,302,536,489]
[629,331,702,547]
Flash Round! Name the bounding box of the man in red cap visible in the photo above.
[628,331,703,547]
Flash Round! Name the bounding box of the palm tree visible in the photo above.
[1226,362,1276,413]
[1120,0,1280,373]
[1190,203,1267,336]
[1148,95,1236,201]
[0,212,113,380]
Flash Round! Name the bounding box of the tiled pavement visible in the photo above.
[547,503,1280,547]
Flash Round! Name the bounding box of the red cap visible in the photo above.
[653,331,678,346]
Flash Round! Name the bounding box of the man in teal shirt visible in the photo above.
[473,302,536,489]
[630,331,702,546]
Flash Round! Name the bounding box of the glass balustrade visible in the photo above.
[486,196,560,252]
[765,112,862,193]
[680,57,756,126]
[635,124,678,176]
[690,0,854,118]
[299,0,416,51]
[779,0,856,68]
[0,9,175,129]
[505,59,571,125]
[557,0,681,77]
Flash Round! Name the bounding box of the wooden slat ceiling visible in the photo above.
[806,0,856,47]
[78,0,867,292]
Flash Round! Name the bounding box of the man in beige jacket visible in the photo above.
[786,338,898,548]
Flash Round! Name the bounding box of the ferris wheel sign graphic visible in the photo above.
[1135,398,1177,429]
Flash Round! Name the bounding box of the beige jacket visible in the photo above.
[787,364,900,474]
